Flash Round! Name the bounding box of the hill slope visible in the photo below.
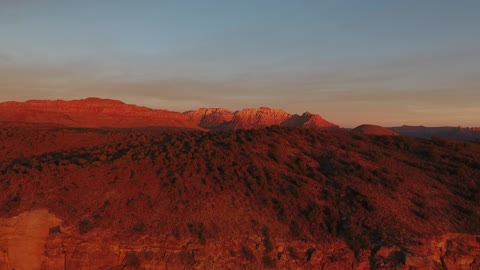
[352,124,399,136]
[0,127,479,269]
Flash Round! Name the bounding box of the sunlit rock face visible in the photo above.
[185,107,338,130]
[0,98,338,131]
[184,108,235,129]
[0,209,60,270]
[0,98,201,129]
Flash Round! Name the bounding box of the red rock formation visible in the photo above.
[0,98,338,131]
[0,98,201,129]
[185,107,338,131]
[184,108,234,129]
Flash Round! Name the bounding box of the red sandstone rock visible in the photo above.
[184,108,234,129]
[0,98,338,130]
[0,98,201,129]
[185,107,338,130]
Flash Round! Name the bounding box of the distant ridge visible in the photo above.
[184,107,338,130]
[0,98,338,130]
[0,98,200,129]
[352,124,398,136]
[389,125,480,141]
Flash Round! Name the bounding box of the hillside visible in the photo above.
[352,124,398,136]
[0,126,479,269]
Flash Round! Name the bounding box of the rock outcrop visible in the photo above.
[184,107,338,130]
[0,210,478,269]
[0,98,338,130]
[183,108,234,129]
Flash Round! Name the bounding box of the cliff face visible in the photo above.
[1,212,478,269]
[183,108,234,129]
[185,107,338,131]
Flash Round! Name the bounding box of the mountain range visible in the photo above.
[2,98,479,142]
[0,98,338,130]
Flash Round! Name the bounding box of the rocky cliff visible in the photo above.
[185,107,338,130]
[1,209,478,269]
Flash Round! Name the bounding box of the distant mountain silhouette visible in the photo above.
[389,125,480,141]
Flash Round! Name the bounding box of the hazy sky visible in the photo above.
[1,0,479,127]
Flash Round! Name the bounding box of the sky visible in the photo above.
[1,0,479,127]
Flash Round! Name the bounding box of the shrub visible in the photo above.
[262,254,276,268]
[241,245,256,262]
[305,247,316,262]
[261,226,273,253]
[124,251,141,269]
[410,209,426,220]
[287,247,298,259]
[289,220,301,237]
[133,222,145,233]
[271,198,286,222]
[49,225,61,235]
[187,222,206,245]
[179,246,195,266]
[410,198,426,208]
[79,219,93,234]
